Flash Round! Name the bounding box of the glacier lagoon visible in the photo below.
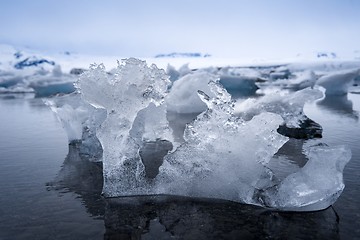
[0,59,360,239]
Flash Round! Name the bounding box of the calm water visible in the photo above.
[0,92,359,239]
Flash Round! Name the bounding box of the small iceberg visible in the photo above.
[49,58,351,212]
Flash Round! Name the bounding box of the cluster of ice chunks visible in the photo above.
[244,64,360,97]
[50,58,351,211]
[0,47,76,96]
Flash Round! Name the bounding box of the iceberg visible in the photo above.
[260,141,351,211]
[27,65,76,97]
[218,67,259,97]
[166,66,261,114]
[166,71,218,113]
[66,58,351,211]
[316,68,360,95]
[166,63,191,82]
[276,70,317,91]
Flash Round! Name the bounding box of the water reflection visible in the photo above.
[317,95,359,120]
[268,139,308,181]
[0,92,35,100]
[48,144,105,218]
[104,196,339,240]
[50,143,341,239]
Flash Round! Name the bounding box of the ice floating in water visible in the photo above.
[0,65,76,96]
[316,68,360,95]
[0,46,76,97]
[63,58,351,211]
[260,141,351,211]
[218,69,259,96]
[235,88,323,128]
[166,71,218,113]
[45,93,106,160]
[274,70,317,90]
[166,63,191,82]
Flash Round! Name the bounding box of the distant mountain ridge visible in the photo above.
[155,52,211,58]
[316,52,337,59]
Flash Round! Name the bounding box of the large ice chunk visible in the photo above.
[261,141,352,211]
[166,63,191,82]
[77,58,172,196]
[316,68,360,95]
[27,65,76,97]
[157,80,289,203]
[166,71,218,113]
[73,58,351,212]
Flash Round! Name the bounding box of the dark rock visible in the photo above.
[14,51,23,59]
[70,68,86,75]
[277,117,322,139]
[255,77,267,83]
[269,68,292,80]
[317,52,337,59]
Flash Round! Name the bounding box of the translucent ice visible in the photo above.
[157,81,289,203]
[77,58,172,196]
[260,141,352,211]
[235,88,323,128]
[74,58,351,212]
[45,93,106,160]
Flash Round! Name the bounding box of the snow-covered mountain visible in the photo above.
[0,44,76,96]
[155,52,211,58]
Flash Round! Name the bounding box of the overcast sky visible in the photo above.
[0,0,359,58]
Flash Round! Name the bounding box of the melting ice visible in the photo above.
[49,58,352,212]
